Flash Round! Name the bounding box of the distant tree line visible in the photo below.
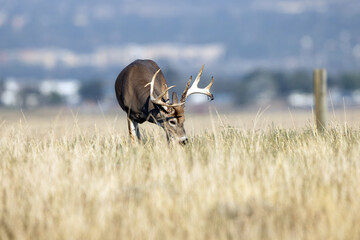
[1,71,359,108]
[79,80,104,102]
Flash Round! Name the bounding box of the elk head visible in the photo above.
[145,65,214,145]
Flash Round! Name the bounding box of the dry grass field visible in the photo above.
[1,107,360,240]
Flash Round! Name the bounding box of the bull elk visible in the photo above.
[115,59,214,145]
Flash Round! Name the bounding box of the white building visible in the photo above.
[39,79,81,105]
[0,78,81,107]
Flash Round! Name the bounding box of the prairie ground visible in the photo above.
[0,108,360,240]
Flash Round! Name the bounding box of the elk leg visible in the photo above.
[134,121,141,140]
[127,118,140,142]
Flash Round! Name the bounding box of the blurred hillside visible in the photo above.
[0,0,360,110]
[0,0,360,78]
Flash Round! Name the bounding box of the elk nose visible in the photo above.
[180,136,188,145]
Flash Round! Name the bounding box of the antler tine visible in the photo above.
[180,76,192,103]
[207,76,214,90]
[193,64,204,86]
[145,69,184,107]
[184,65,214,101]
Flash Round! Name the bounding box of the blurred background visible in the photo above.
[0,0,360,112]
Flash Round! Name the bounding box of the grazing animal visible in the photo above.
[115,59,214,144]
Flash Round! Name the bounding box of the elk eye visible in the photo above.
[169,119,177,126]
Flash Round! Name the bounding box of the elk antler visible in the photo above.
[180,76,192,103]
[181,65,214,102]
[145,69,184,108]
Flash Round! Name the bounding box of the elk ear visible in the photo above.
[172,92,179,104]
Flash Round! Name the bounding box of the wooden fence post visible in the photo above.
[313,69,327,132]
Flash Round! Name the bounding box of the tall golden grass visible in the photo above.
[0,109,360,239]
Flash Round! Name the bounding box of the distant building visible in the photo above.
[0,78,41,108]
[352,90,360,104]
[288,89,360,108]
[0,78,80,108]
[39,79,80,106]
[1,78,20,106]
[287,92,313,108]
